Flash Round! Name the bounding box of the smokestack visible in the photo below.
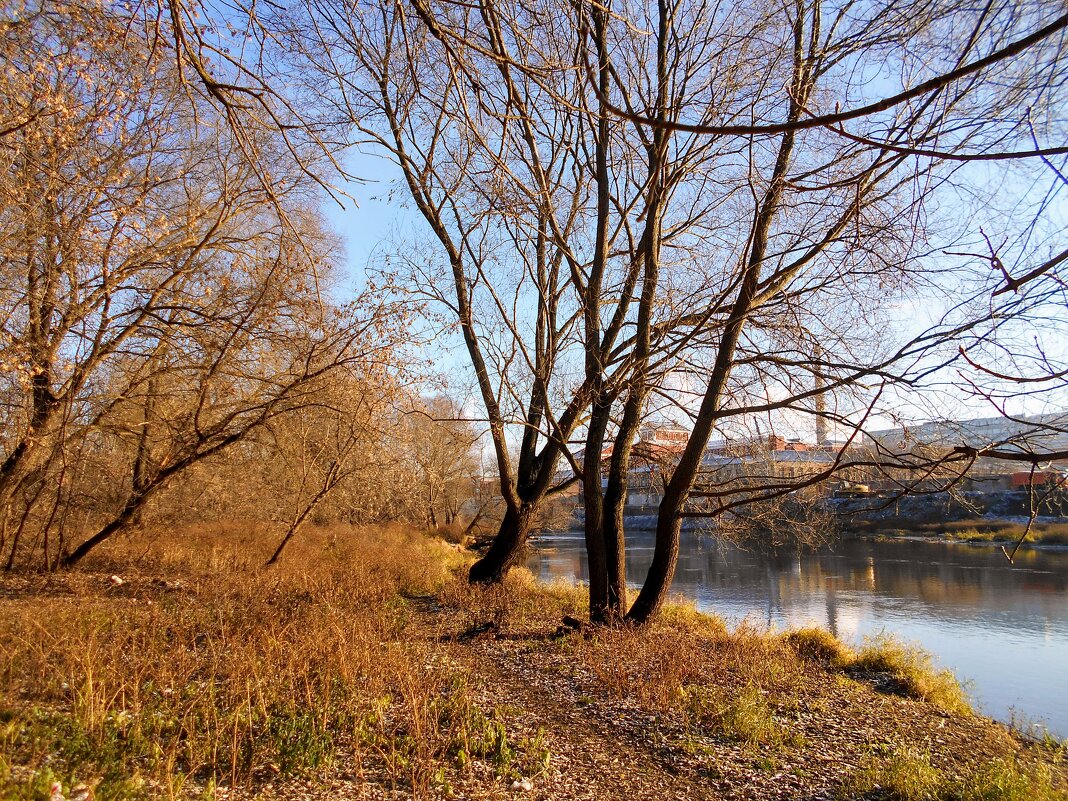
[815,393,827,445]
[814,345,828,445]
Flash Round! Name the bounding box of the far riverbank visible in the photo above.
[847,518,1068,549]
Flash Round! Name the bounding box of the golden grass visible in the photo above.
[0,522,1051,801]
[437,565,588,635]
[782,627,856,668]
[839,747,948,801]
[683,683,802,749]
[555,614,807,750]
[782,628,971,716]
[0,523,534,801]
[851,634,972,716]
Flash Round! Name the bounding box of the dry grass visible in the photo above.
[438,576,807,751]
[783,627,856,668]
[839,746,944,801]
[459,586,970,751]
[0,524,1058,801]
[558,616,807,750]
[850,634,972,716]
[0,524,539,801]
[683,683,802,749]
[782,628,971,716]
[437,566,588,635]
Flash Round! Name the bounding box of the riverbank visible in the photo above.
[2,524,1065,801]
[851,518,1068,549]
[574,508,1068,551]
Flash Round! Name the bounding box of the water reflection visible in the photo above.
[527,531,1068,737]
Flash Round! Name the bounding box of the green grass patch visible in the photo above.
[683,683,802,749]
[0,707,151,801]
[839,748,1063,801]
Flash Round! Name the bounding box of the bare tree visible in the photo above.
[283,0,618,584]
[0,2,411,568]
[390,395,483,531]
[622,0,1068,621]
[144,0,1068,628]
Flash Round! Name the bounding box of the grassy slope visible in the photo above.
[0,524,1064,801]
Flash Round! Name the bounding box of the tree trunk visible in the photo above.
[599,469,629,622]
[627,23,809,621]
[583,397,612,619]
[468,503,535,584]
[60,492,144,568]
[626,487,684,623]
[596,378,653,623]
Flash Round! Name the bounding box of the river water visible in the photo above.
[526,530,1068,738]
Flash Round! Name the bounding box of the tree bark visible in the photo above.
[626,483,686,623]
[468,503,535,584]
[583,395,612,619]
[599,481,628,622]
[598,391,647,622]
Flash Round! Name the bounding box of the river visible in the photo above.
[526,530,1068,739]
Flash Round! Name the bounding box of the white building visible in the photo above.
[866,412,1068,458]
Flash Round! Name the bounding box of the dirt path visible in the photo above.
[411,596,832,801]
[445,636,719,801]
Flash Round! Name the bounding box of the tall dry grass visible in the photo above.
[563,613,808,749]
[2,524,1054,801]
[0,523,536,800]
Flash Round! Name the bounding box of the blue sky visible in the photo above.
[321,152,409,291]
[323,142,1067,440]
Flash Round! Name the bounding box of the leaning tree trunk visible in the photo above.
[625,486,685,622]
[61,490,147,568]
[468,503,536,584]
[627,36,805,621]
